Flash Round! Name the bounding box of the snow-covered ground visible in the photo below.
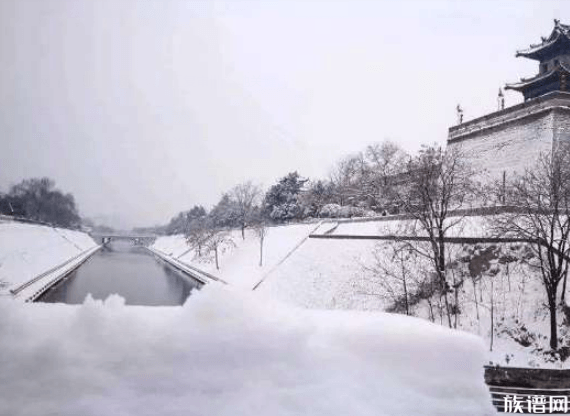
[152,217,570,369]
[254,216,487,310]
[0,285,496,416]
[152,223,322,288]
[0,219,99,300]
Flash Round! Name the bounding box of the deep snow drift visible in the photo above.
[0,285,495,416]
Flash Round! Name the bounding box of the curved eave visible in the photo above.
[516,30,570,60]
[505,63,570,91]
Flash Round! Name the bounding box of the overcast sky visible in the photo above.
[0,0,567,228]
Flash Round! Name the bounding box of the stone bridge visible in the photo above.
[90,234,157,246]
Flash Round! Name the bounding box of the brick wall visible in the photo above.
[448,93,570,184]
[450,110,554,183]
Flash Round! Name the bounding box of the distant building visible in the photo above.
[448,20,570,185]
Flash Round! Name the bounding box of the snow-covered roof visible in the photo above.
[505,61,570,91]
[516,20,570,60]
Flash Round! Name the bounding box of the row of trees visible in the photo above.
[0,177,81,228]
[164,141,413,238]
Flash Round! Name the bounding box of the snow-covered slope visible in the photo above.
[0,219,99,297]
[152,223,321,288]
[256,216,490,310]
[0,285,495,416]
[153,216,569,368]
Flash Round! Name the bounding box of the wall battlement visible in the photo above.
[448,91,570,143]
[447,91,570,184]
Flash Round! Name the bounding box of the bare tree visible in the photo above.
[365,141,409,210]
[229,181,261,240]
[397,145,475,328]
[361,241,440,319]
[328,153,363,206]
[367,243,416,315]
[254,222,268,267]
[184,216,209,256]
[205,227,233,270]
[491,147,570,350]
[328,141,409,212]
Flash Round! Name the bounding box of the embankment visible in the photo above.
[0,219,99,301]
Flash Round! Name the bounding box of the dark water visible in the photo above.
[39,241,199,305]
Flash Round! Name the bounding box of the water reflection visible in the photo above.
[39,241,200,305]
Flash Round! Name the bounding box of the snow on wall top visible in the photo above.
[448,91,570,142]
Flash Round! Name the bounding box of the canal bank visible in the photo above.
[147,245,227,286]
[0,219,101,302]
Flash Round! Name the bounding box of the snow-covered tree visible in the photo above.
[5,177,81,228]
[165,205,207,235]
[327,141,409,212]
[228,181,261,240]
[184,214,209,255]
[299,180,335,217]
[262,172,308,222]
[209,193,240,229]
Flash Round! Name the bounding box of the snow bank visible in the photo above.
[150,218,495,308]
[0,286,495,416]
[0,220,98,295]
[257,238,384,310]
[152,223,319,288]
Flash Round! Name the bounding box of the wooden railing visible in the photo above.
[485,366,570,413]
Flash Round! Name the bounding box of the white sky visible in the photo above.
[0,0,567,228]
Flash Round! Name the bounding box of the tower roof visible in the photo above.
[506,61,570,92]
[516,19,570,61]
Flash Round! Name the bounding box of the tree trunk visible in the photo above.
[438,239,453,328]
[403,276,409,316]
[472,278,480,321]
[454,279,459,329]
[549,294,558,350]
[441,272,453,328]
[490,275,494,352]
[215,246,219,270]
[259,235,264,267]
[427,298,435,322]
[562,272,568,305]
[401,260,409,315]
[241,224,245,240]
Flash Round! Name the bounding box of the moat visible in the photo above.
[38,241,199,305]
